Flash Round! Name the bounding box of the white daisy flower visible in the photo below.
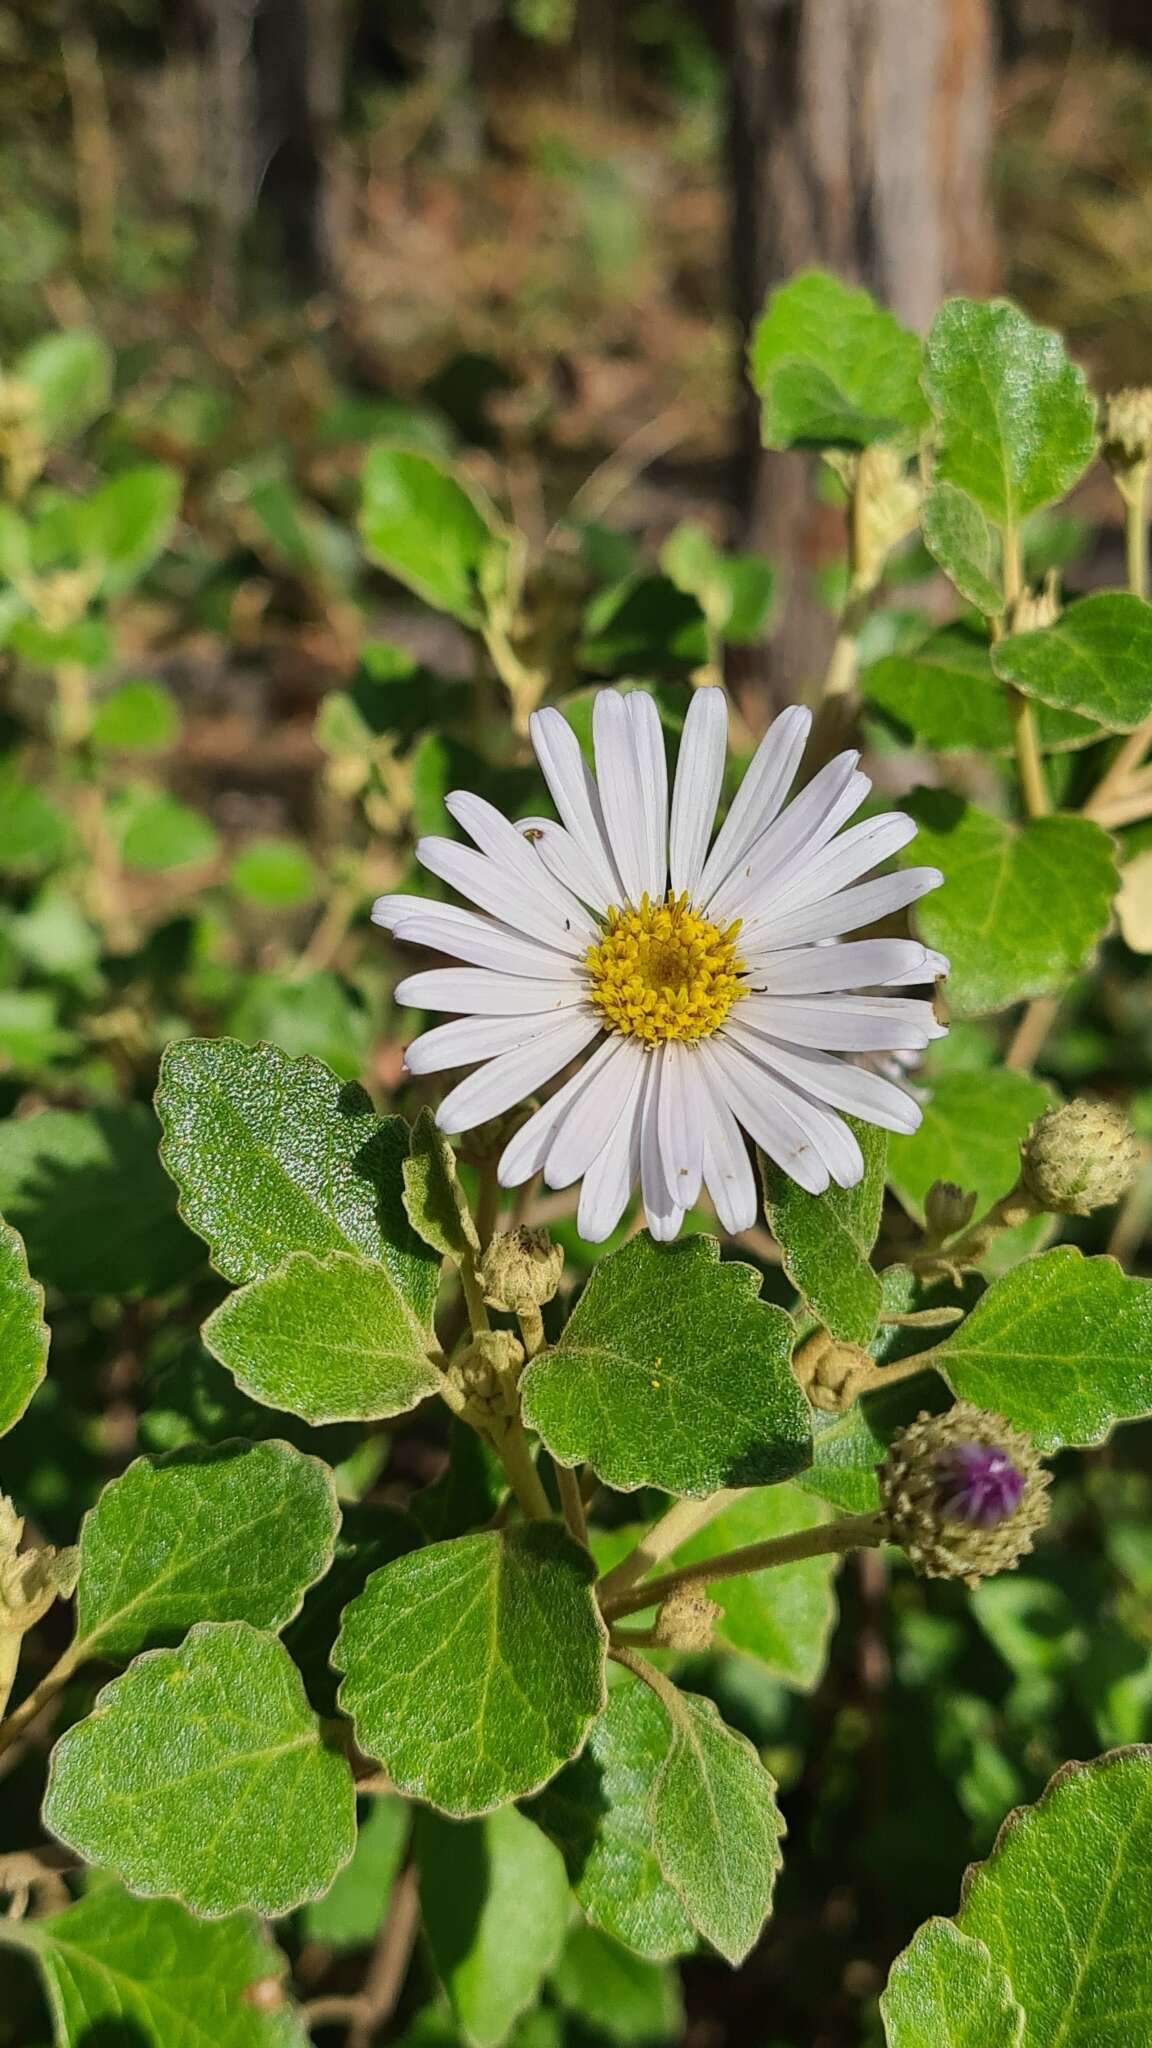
[374,687,947,1244]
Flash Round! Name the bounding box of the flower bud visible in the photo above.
[923,1180,978,1242]
[879,1403,1050,1583]
[652,1586,722,1653]
[0,1496,79,1635]
[1101,387,1152,479]
[446,1330,524,1432]
[793,1331,873,1414]
[1007,572,1061,635]
[1021,1100,1142,1217]
[481,1226,564,1314]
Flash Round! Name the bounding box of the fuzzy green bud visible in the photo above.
[879,1403,1050,1584]
[1021,1100,1142,1217]
[1101,387,1152,480]
[481,1226,564,1314]
[446,1330,525,1435]
[923,1180,978,1242]
[793,1330,873,1414]
[652,1586,722,1653]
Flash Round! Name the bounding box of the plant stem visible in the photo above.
[0,1635,22,1724]
[0,1643,80,1759]
[600,1514,887,1622]
[1005,994,1062,1072]
[555,1464,588,1546]
[596,1489,744,1607]
[475,1159,501,1251]
[999,520,1049,820]
[1126,468,1149,601]
[498,1419,552,1522]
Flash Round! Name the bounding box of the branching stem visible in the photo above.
[600,1513,886,1622]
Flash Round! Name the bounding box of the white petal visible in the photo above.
[739,994,945,1053]
[656,1044,705,1210]
[497,1033,625,1186]
[720,1026,864,1187]
[517,817,614,914]
[529,705,622,903]
[377,896,574,977]
[437,1012,601,1135]
[669,687,727,897]
[577,1087,644,1242]
[395,969,582,1015]
[881,946,950,987]
[442,794,596,934]
[700,1036,829,1195]
[743,939,941,996]
[545,1036,648,1189]
[594,690,667,905]
[762,812,919,923]
[737,1035,922,1133]
[697,703,811,903]
[628,690,669,901]
[709,754,868,924]
[639,1055,685,1241]
[406,1010,581,1075]
[698,1079,758,1235]
[754,867,943,951]
[416,837,591,953]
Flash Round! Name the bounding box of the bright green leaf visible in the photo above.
[531,1678,696,1962]
[333,1523,607,1817]
[2,1883,307,2047]
[119,790,218,872]
[752,272,927,450]
[303,1796,410,1950]
[0,1215,47,1434]
[403,1108,478,1263]
[91,678,181,753]
[957,1747,1152,2044]
[550,1923,683,2046]
[156,1040,439,1319]
[73,1440,340,1659]
[522,1235,810,1498]
[227,970,372,1083]
[360,447,496,622]
[932,1247,1152,1452]
[650,1687,784,1965]
[881,1919,1024,2047]
[863,629,1097,755]
[416,1805,569,2048]
[202,1251,443,1424]
[992,592,1152,732]
[0,1105,201,1296]
[0,770,71,875]
[887,1069,1051,1226]
[922,299,1096,527]
[16,328,113,443]
[81,464,181,596]
[44,1621,356,1918]
[660,522,775,642]
[229,838,318,908]
[901,793,1118,1015]
[920,483,1003,615]
[761,1119,886,1346]
[665,1483,838,1690]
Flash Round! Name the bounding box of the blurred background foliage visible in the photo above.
[2,3,1152,2045]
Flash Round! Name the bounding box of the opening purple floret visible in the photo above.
[934,1443,1026,1527]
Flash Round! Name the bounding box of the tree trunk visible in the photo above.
[727,0,997,714]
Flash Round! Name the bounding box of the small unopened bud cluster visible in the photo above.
[446,1330,524,1434]
[481,1226,564,1315]
[1101,387,1152,481]
[1007,573,1061,635]
[1021,1100,1141,1217]
[793,1330,873,1414]
[0,1497,79,1635]
[879,1404,1050,1583]
[923,1180,977,1242]
[652,1586,722,1653]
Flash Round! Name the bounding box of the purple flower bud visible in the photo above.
[934,1443,1027,1528]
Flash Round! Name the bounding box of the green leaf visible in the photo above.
[3,1883,307,2047]
[550,1924,683,2046]
[0,1105,201,1296]
[303,1795,410,1949]
[991,592,1152,732]
[0,987,77,1072]
[863,629,1098,755]
[649,1687,784,1965]
[16,328,113,443]
[80,463,181,595]
[416,1806,569,2048]
[119,790,219,871]
[931,1247,1152,1452]
[91,677,181,753]
[922,299,1096,527]
[900,792,1118,1016]
[44,1621,356,1917]
[887,1069,1052,1226]
[72,1440,340,1659]
[881,1919,1024,2047]
[202,1251,443,1425]
[284,1502,422,1717]
[333,1523,607,1817]
[531,1679,696,1962]
[0,769,71,875]
[751,271,928,450]
[360,447,497,622]
[403,1108,479,1262]
[663,1483,838,1690]
[660,522,775,642]
[920,483,1003,615]
[956,1747,1152,2044]
[521,1235,810,1498]
[761,1119,886,1346]
[227,970,372,1083]
[0,1215,48,1434]
[156,1040,439,1319]
[229,837,318,908]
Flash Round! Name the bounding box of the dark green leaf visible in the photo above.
[0,1215,47,1435]
[303,1795,410,1950]
[664,1483,838,1690]
[403,1109,478,1263]
[887,1069,1051,1225]
[550,1924,683,2045]
[761,1120,886,1346]
[920,483,1003,615]
[992,593,1152,732]
[0,1106,201,1296]
[416,1806,569,2048]
[863,629,1097,754]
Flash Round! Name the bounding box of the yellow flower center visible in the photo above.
[585,892,746,1045]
